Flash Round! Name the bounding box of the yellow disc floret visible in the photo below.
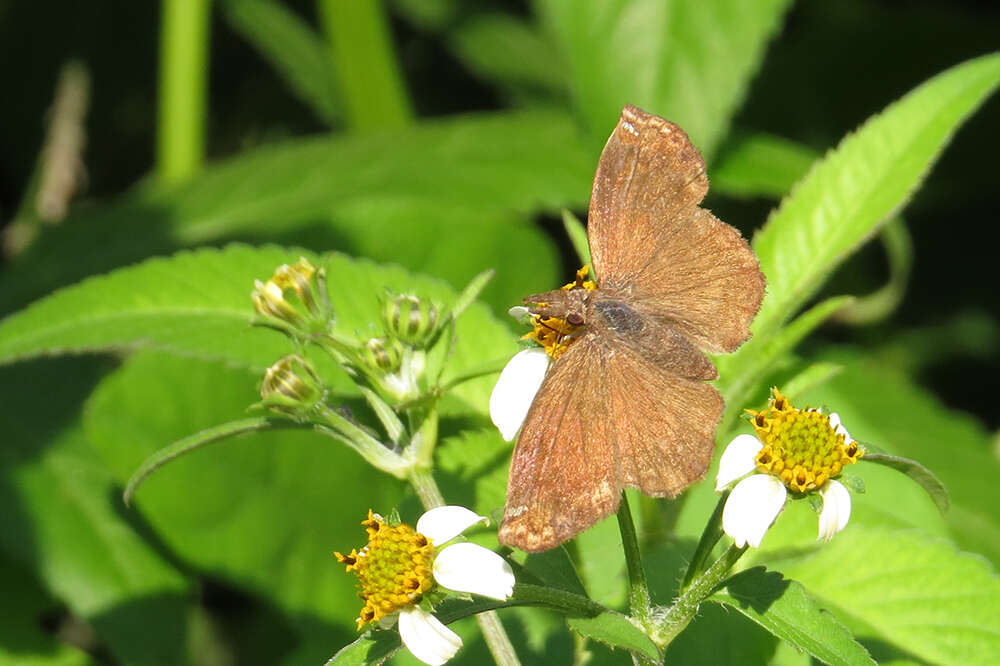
[335,510,436,630]
[525,266,598,359]
[747,388,864,494]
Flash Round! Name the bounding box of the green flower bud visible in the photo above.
[251,258,333,336]
[382,293,442,347]
[260,355,324,418]
[361,337,404,373]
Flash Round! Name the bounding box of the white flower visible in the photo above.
[817,479,852,541]
[715,388,864,548]
[722,472,787,548]
[336,505,515,666]
[398,607,462,666]
[489,348,549,441]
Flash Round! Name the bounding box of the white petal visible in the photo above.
[434,543,515,600]
[722,475,787,548]
[507,306,532,324]
[489,348,549,441]
[398,607,462,666]
[715,434,763,491]
[817,480,852,541]
[416,506,488,545]
[828,412,853,442]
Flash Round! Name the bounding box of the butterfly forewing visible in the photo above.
[588,105,709,289]
[589,106,765,353]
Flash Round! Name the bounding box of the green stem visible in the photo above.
[653,544,746,647]
[408,469,521,666]
[157,0,211,183]
[681,492,728,588]
[616,492,652,627]
[409,467,445,509]
[316,0,411,131]
[313,405,409,477]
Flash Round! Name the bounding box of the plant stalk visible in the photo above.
[653,544,746,647]
[616,492,652,627]
[157,0,211,183]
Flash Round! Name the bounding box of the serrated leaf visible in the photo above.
[777,527,1000,666]
[862,452,949,514]
[220,0,341,124]
[751,53,1000,340]
[1,110,592,314]
[0,245,518,415]
[325,630,401,666]
[538,0,793,158]
[567,611,660,662]
[711,567,875,666]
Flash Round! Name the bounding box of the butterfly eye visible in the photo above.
[566,313,584,326]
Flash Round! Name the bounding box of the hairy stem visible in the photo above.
[617,492,652,627]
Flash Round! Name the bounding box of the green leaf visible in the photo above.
[829,217,913,326]
[83,351,407,662]
[862,452,950,514]
[561,209,591,272]
[711,131,819,199]
[751,53,1000,341]
[778,361,843,401]
[711,568,875,666]
[777,527,1000,666]
[122,417,277,506]
[1,110,592,314]
[325,630,401,666]
[0,358,193,666]
[448,13,568,102]
[663,602,778,666]
[220,0,341,124]
[718,295,854,429]
[0,245,518,415]
[538,0,793,158]
[568,611,660,662]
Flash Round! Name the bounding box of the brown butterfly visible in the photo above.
[498,105,766,552]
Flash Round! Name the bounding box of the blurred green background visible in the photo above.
[0,1,997,665]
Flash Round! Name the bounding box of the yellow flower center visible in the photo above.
[335,510,436,630]
[524,267,597,359]
[748,388,864,494]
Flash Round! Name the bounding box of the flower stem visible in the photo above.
[408,468,522,666]
[157,0,210,183]
[616,492,652,627]
[409,467,445,509]
[653,543,746,647]
[681,492,727,588]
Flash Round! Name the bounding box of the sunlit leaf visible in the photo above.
[538,0,793,158]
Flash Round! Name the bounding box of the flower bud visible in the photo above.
[251,258,333,336]
[259,355,324,418]
[361,337,404,373]
[382,293,442,347]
